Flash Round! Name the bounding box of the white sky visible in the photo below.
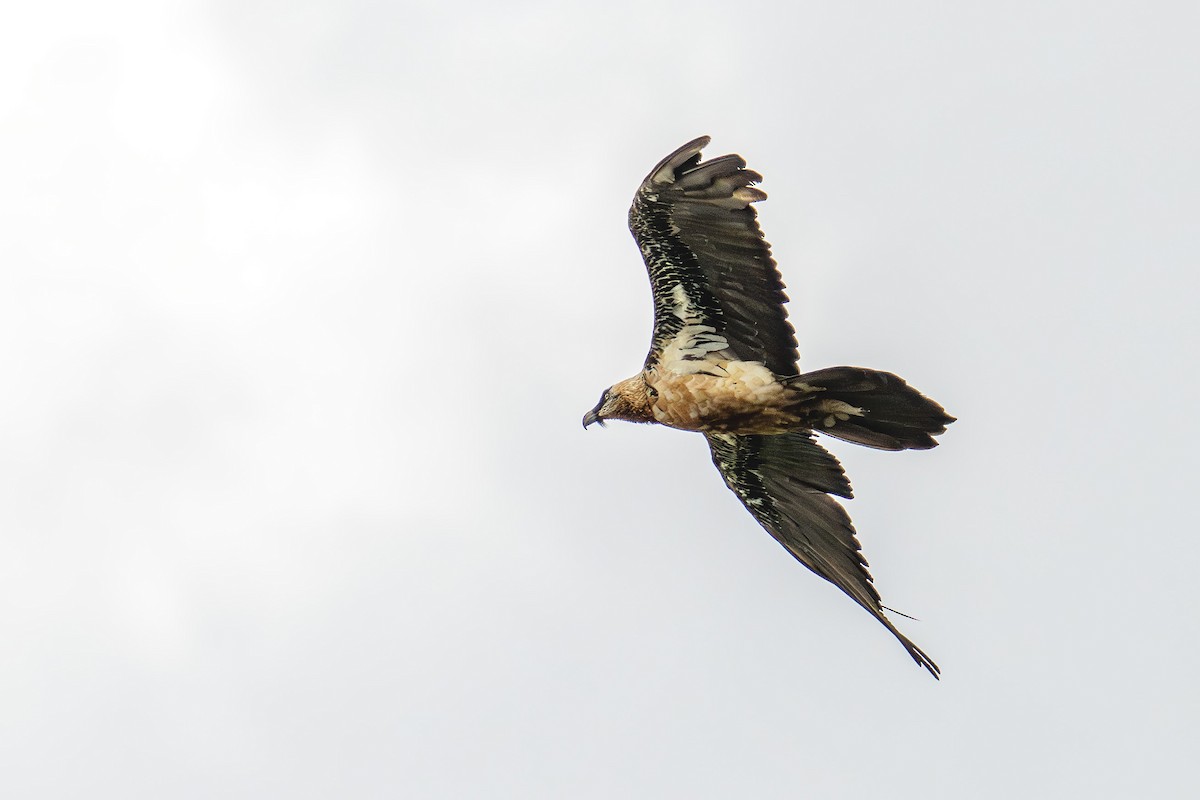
[3,1,1198,797]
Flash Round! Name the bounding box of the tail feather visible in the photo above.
[792,366,955,451]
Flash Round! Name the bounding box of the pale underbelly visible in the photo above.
[646,368,804,434]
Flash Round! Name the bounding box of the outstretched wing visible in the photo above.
[629,136,798,377]
[706,431,940,678]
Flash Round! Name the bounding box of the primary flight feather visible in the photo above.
[584,136,954,678]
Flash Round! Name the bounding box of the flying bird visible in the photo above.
[583,136,954,678]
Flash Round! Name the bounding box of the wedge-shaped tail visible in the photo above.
[792,366,956,451]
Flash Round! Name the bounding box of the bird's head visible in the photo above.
[583,376,655,429]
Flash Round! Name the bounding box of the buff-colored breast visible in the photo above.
[645,360,802,434]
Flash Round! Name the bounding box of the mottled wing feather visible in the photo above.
[629,137,799,376]
[706,432,940,677]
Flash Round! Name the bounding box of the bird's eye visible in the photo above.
[647,387,658,398]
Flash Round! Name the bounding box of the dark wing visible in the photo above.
[706,431,940,678]
[629,136,798,377]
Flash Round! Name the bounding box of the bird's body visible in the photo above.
[584,137,954,678]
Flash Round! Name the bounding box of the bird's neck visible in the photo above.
[609,374,656,423]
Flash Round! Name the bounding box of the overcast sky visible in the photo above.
[3,2,1198,797]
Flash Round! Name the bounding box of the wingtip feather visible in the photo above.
[648,135,712,185]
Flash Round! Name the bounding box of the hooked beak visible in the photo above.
[582,405,605,429]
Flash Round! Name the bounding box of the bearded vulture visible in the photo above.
[583,136,954,678]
